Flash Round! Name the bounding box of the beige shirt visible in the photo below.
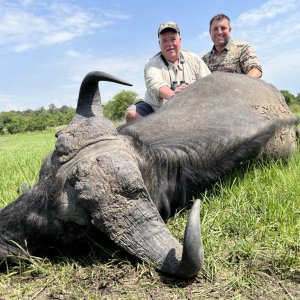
[144,49,211,111]
[202,39,262,75]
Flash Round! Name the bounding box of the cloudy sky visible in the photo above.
[0,0,299,112]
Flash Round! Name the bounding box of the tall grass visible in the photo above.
[0,130,299,299]
[201,156,300,283]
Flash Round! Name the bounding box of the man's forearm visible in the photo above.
[159,85,175,100]
[247,68,262,78]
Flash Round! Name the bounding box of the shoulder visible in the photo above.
[181,49,202,60]
[230,40,252,48]
[145,52,165,69]
[146,52,161,64]
[181,49,211,76]
[230,40,258,57]
[181,49,207,66]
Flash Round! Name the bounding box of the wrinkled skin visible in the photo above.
[0,71,298,279]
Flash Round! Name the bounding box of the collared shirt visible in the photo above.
[202,38,262,75]
[144,49,211,111]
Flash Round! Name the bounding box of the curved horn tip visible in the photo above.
[84,70,133,87]
[177,199,204,278]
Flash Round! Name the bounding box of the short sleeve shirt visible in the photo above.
[144,49,211,111]
[202,39,262,75]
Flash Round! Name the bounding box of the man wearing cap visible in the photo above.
[202,14,262,78]
[125,21,211,122]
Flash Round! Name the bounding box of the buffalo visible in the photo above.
[0,71,298,278]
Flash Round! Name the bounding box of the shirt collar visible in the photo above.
[212,38,232,52]
[160,51,184,69]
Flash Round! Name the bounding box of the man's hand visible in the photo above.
[173,83,189,95]
[159,83,189,100]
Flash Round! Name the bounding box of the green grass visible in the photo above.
[0,130,299,299]
[0,129,56,207]
[201,157,300,282]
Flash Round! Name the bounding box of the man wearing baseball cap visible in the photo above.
[125,21,211,122]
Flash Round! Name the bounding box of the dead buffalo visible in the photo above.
[0,71,298,278]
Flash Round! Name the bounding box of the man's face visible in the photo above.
[210,18,231,49]
[159,30,181,63]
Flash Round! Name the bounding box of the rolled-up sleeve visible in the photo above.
[144,61,169,100]
[239,43,262,74]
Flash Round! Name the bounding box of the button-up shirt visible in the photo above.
[202,38,262,75]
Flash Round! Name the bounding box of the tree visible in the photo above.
[0,121,4,134]
[48,103,58,114]
[280,90,296,105]
[6,116,26,134]
[103,90,141,121]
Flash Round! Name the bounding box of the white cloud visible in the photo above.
[236,0,297,25]
[0,93,25,111]
[198,31,209,39]
[0,93,15,103]
[0,1,131,52]
[66,50,81,58]
[233,13,300,52]
[262,48,300,94]
[42,31,75,45]
[20,0,35,6]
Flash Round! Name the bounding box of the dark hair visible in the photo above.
[209,13,230,30]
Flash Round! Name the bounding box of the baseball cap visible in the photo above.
[158,21,180,37]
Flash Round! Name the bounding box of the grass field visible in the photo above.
[0,129,299,299]
[0,129,56,207]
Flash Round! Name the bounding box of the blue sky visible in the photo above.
[0,0,299,112]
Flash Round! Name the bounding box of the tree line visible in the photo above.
[0,104,75,134]
[0,90,140,135]
[0,89,298,135]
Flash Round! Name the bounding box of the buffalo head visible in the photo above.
[0,71,204,278]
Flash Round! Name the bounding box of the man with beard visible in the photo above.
[202,14,262,78]
[125,21,210,123]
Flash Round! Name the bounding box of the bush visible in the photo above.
[103,90,141,121]
[6,116,27,134]
[281,90,296,105]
